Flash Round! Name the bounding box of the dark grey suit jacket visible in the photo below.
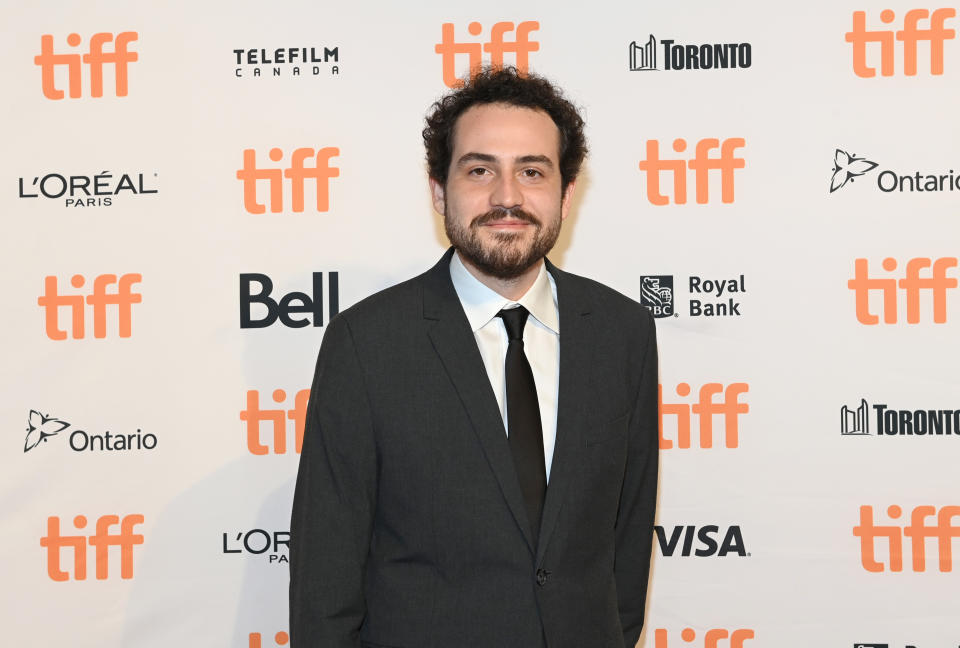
[290,248,658,648]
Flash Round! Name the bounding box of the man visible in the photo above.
[290,67,658,648]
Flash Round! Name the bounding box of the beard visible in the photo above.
[444,206,562,280]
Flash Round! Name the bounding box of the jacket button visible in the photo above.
[536,568,549,586]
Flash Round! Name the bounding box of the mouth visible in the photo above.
[472,209,540,231]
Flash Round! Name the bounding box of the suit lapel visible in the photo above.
[421,248,537,554]
[537,258,592,564]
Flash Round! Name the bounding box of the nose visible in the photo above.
[490,173,523,210]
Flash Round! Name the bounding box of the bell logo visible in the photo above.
[435,21,540,88]
[659,382,749,449]
[638,138,746,205]
[241,389,309,455]
[845,9,956,78]
[40,514,144,581]
[236,147,340,214]
[854,504,960,572]
[249,632,289,648]
[37,274,141,340]
[848,257,958,324]
[239,272,339,329]
[654,628,755,648]
[34,32,138,99]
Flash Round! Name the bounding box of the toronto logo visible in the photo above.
[830,149,878,193]
[24,410,70,452]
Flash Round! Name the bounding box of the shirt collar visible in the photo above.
[449,251,559,335]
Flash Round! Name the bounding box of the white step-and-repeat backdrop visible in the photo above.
[2,1,958,646]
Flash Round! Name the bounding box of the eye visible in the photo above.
[468,167,490,177]
[521,168,543,178]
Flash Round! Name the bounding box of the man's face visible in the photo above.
[430,102,575,280]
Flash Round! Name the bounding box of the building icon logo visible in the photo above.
[841,399,870,435]
[630,36,657,71]
[640,275,674,318]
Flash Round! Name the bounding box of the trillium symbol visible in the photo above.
[24,410,70,452]
[830,149,878,193]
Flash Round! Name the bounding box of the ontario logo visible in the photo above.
[830,147,960,194]
[22,409,157,453]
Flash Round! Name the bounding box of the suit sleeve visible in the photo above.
[615,311,659,647]
[290,314,376,648]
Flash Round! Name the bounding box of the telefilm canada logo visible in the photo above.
[233,45,339,78]
[18,170,158,207]
[22,409,157,453]
[641,274,748,318]
[830,148,960,194]
[629,34,752,71]
[841,399,960,437]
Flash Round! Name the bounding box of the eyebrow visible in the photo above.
[455,152,555,169]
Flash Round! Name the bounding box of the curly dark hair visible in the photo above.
[423,66,587,192]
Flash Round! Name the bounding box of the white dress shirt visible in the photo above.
[449,251,560,482]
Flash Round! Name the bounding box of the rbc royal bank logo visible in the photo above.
[435,21,539,88]
[35,32,138,99]
[640,276,674,318]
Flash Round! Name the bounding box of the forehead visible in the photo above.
[450,103,561,161]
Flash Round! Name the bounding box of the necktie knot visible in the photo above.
[497,306,529,341]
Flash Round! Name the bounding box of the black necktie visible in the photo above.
[497,306,547,541]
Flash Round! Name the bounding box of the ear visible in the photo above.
[560,179,577,221]
[429,177,446,215]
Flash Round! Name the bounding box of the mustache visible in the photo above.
[471,208,540,228]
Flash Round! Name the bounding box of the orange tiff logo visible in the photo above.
[241,389,309,455]
[854,504,960,572]
[659,383,749,450]
[848,257,958,324]
[35,32,138,99]
[435,21,539,88]
[249,632,289,647]
[638,138,745,205]
[38,273,141,340]
[655,628,755,648]
[237,147,340,214]
[846,9,956,77]
[40,514,144,581]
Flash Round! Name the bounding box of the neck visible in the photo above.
[458,255,544,301]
